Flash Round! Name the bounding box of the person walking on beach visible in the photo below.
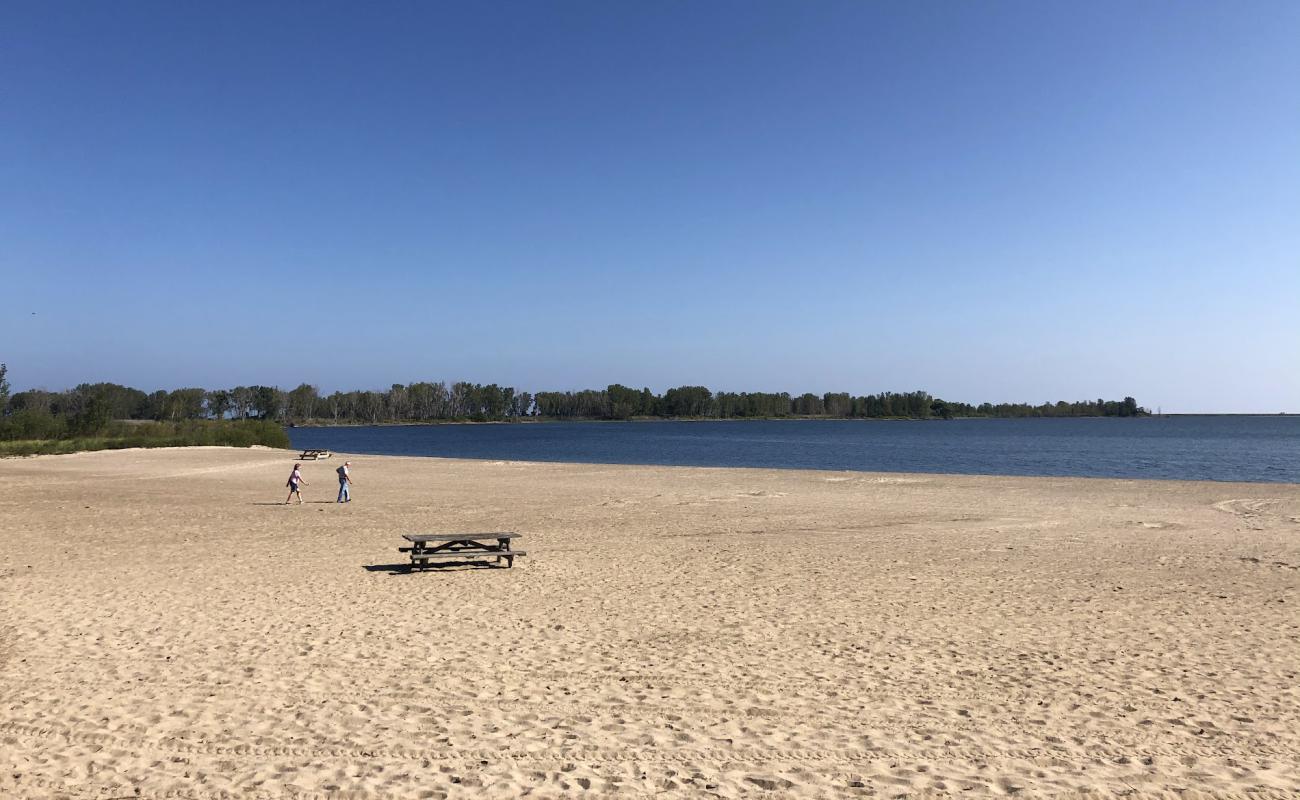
[336,461,354,503]
[285,463,307,504]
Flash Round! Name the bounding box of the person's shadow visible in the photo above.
[250,501,339,506]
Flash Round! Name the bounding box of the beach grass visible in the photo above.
[0,419,289,457]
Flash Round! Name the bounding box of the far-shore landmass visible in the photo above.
[1,366,1152,455]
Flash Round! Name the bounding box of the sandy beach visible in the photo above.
[1,447,1298,798]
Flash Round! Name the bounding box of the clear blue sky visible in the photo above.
[2,2,1297,412]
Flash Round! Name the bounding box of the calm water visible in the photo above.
[288,416,1300,483]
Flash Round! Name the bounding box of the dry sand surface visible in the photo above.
[2,447,1299,799]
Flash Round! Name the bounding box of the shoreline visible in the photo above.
[287,412,1292,430]
[289,414,1160,428]
[9,429,1299,484]
[11,443,1300,488]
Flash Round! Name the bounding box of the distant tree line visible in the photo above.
[532,388,1144,420]
[0,365,1148,439]
[0,363,288,452]
[934,397,1145,419]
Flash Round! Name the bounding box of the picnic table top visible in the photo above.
[403,532,520,544]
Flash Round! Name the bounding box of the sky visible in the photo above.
[2,2,1297,413]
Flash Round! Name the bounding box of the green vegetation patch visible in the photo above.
[0,419,289,457]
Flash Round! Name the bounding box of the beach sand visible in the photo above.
[2,447,1298,798]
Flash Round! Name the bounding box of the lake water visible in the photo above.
[287,416,1300,483]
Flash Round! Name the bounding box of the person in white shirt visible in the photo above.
[285,464,306,505]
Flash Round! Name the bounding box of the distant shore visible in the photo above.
[288,413,1172,428]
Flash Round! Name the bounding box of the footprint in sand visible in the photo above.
[1212,499,1281,517]
[1240,556,1300,570]
[823,475,926,484]
[1134,520,1181,530]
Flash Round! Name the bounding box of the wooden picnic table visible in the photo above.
[298,449,332,460]
[401,533,525,569]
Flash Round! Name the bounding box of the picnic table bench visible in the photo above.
[298,449,332,460]
[401,533,525,569]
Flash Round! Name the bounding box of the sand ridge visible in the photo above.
[1,447,1298,798]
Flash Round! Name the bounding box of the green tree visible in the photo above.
[229,386,254,419]
[513,391,533,417]
[449,382,472,417]
[823,392,852,417]
[142,390,169,420]
[407,382,435,419]
[357,391,383,422]
[386,383,409,419]
[64,383,146,420]
[288,383,320,420]
[166,388,207,421]
[250,386,285,420]
[69,396,112,435]
[0,408,65,440]
[0,362,10,409]
[470,384,508,419]
[607,384,640,419]
[793,393,823,416]
[7,389,55,414]
[206,389,232,420]
[662,386,712,417]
